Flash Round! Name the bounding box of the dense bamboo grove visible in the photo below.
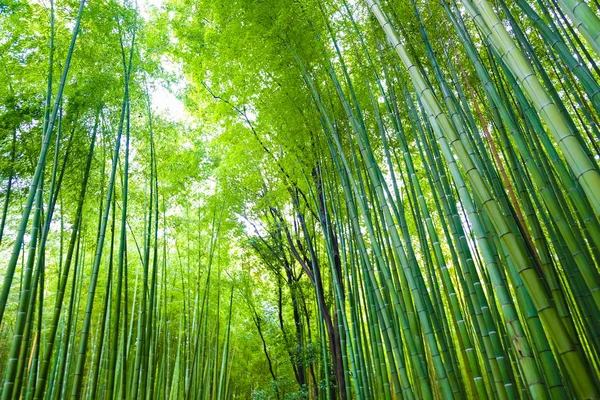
[1,0,600,398]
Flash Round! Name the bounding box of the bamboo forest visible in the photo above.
[3,0,600,398]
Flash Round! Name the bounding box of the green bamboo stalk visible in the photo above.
[70,43,134,398]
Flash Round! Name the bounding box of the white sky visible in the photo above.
[149,77,188,122]
[139,0,189,123]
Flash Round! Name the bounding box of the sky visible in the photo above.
[140,0,188,123]
[149,69,188,122]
